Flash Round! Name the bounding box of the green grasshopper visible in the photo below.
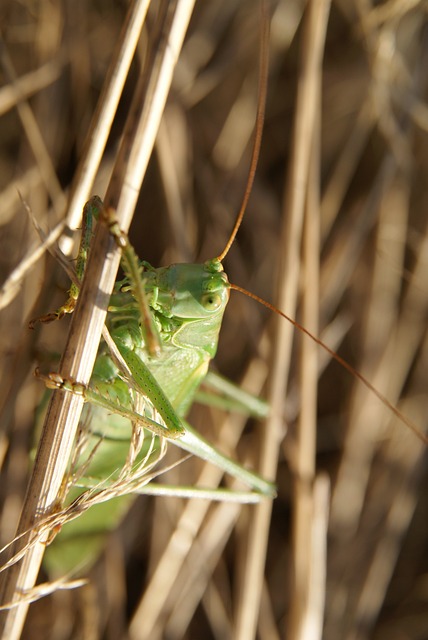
[32,195,275,574]
[26,1,274,579]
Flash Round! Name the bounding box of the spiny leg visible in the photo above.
[98,199,161,356]
[35,369,181,440]
[29,197,101,327]
[36,362,274,497]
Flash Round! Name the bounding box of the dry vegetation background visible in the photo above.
[0,0,427,639]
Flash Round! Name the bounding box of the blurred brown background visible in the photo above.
[0,1,427,639]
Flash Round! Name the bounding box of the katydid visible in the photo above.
[29,192,276,573]
[23,2,273,577]
[32,185,428,576]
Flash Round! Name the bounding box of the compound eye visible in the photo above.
[201,293,222,311]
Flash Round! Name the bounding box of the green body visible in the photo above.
[39,198,274,575]
[106,258,230,417]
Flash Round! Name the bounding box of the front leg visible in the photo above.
[29,197,102,328]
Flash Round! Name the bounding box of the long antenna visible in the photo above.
[216,0,270,263]
[230,283,428,446]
